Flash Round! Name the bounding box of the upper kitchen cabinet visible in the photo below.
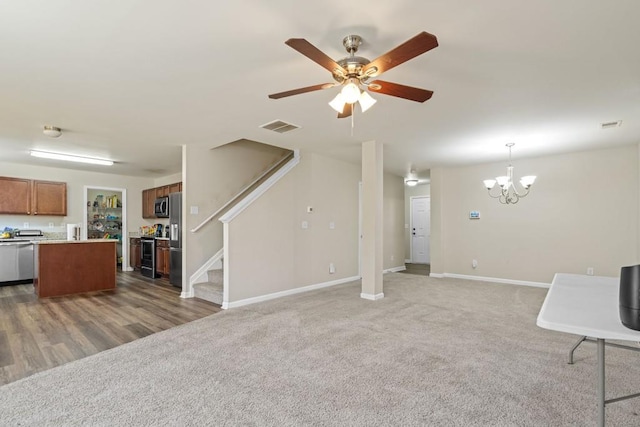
[142,182,182,219]
[142,188,156,219]
[32,180,67,216]
[0,176,67,216]
[0,177,31,214]
[169,182,182,194]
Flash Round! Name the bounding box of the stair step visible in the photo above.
[207,268,223,284]
[193,281,223,305]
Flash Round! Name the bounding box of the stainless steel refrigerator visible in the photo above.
[169,192,182,288]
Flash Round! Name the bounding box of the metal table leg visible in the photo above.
[569,336,587,364]
[597,338,605,427]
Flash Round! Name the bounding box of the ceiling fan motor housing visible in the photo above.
[332,35,375,84]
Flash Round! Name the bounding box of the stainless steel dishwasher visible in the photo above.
[0,240,34,283]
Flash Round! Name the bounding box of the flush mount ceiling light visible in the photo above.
[483,143,536,204]
[405,179,419,187]
[43,125,62,138]
[30,150,114,166]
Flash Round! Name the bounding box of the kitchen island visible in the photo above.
[34,239,117,298]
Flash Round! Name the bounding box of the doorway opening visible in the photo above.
[84,186,128,271]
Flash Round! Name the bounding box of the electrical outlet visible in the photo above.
[391,255,394,261]
[329,263,335,274]
[48,222,54,228]
[472,259,478,269]
[587,267,594,276]
[23,222,29,228]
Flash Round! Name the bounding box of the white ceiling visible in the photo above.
[1,1,639,180]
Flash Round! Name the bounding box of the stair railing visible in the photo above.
[190,151,294,233]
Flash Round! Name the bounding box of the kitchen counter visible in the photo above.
[36,239,116,244]
[34,240,117,298]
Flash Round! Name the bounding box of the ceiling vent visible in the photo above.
[601,120,622,129]
[260,120,300,134]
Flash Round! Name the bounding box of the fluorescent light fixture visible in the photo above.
[30,150,114,166]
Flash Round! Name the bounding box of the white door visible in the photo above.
[411,196,430,264]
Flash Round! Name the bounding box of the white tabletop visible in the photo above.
[537,273,640,341]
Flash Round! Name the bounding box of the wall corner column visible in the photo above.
[429,167,444,276]
[361,140,384,300]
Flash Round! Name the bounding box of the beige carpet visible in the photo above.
[2,273,640,426]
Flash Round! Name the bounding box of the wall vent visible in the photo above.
[260,120,300,133]
[601,120,622,129]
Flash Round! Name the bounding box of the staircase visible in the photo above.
[193,268,223,305]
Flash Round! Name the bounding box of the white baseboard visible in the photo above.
[384,265,406,273]
[430,272,549,288]
[222,275,360,309]
[180,289,194,298]
[360,292,384,301]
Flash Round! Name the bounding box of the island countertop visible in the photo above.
[35,239,116,244]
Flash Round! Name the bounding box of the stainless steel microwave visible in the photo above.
[154,196,169,217]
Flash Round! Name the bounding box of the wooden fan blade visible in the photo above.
[362,32,438,77]
[285,38,347,75]
[268,83,337,99]
[337,103,353,119]
[368,80,433,103]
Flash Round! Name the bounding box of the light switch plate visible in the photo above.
[190,206,199,215]
[301,221,308,229]
[329,221,335,229]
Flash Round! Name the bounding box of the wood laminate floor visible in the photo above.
[0,271,221,386]
[401,263,430,276]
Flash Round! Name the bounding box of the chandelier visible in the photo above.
[483,143,536,204]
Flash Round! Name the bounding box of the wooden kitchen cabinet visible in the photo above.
[155,239,170,276]
[32,180,67,216]
[129,238,141,270]
[169,182,181,194]
[156,186,169,197]
[0,176,66,216]
[142,189,156,219]
[142,182,181,219]
[0,177,31,214]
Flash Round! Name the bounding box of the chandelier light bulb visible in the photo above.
[358,91,377,113]
[341,80,361,104]
[328,93,346,113]
[483,179,497,190]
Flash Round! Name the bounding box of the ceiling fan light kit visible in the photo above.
[269,31,438,118]
[483,143,536,204]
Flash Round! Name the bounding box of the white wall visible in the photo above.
[225,151,405,303]
[384,172,406,270]
[430,145,639,283]
[184,140,291,284]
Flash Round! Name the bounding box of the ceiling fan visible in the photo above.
[268,31,438,118]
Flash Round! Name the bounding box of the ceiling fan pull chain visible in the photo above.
[351,107,355,136]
